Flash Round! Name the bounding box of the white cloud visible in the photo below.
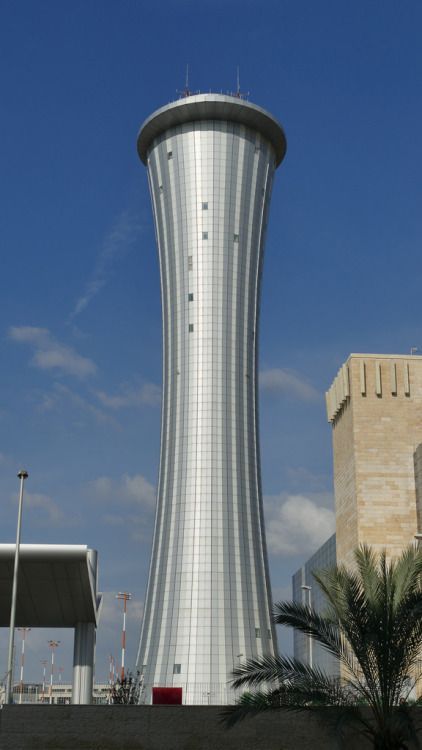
[264,494,335,557]
[38,383,119,427]
[95,381,161,409]
[13,491,77,527]
[260,368,319,401]
[70,210,142,319]
[90,473,156,542]
[9,326,96,379]
[91,473,156,510]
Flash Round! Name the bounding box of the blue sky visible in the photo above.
[1,0,422,685]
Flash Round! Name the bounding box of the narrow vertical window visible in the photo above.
[173,664,181,674]
[188,256,193,271]
[202,232,208,240]
[188,293,194,302]
[255,628,261,638]
[202,202,208,210]
[189,324,194,333]
[234,234,239,243]
[167,151,173,160]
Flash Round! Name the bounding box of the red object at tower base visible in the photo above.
[152,687,183,705]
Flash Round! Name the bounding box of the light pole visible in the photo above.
[48,640,60,704]
[301,584,313,670]
[5,469,28,704]
[17,627,31,704]
[40,659,48,703]
[116,592,132,681]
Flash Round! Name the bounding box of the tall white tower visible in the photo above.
[136,94,286,704]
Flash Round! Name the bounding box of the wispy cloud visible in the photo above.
[95,381,161,409]
[264,493,335,557]
[38,382,119,427]
[91,473,156,510]
[9,326,96,379]
[260,368,319,401]
[70,210,142,319]
[90,473,156,541]
[12,491,77,527]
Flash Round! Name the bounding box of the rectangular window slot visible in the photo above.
[188,293,194,302]
[202,232,208,240]
[234,234,239,243]
[375,361,382,396]
[173,664,181,674]
[202,202,208,210]
[167,151,173,160]
[390,362,397,395]
[404,363,410,395]
[360,361,366,395]
[188,256,193,271]
[189,324,194,332]
[255,628,261,638]
[159,185,163,193]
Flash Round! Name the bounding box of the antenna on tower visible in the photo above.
[231,66,249,100]
[177,64,191,99]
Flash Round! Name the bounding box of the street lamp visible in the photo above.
[48,640,61,704]
[17,628,31,704]
[301,584,313,670]
[40,660,48,703]
[5,469,28,704]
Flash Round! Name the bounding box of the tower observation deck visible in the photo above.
[136,93,286,704]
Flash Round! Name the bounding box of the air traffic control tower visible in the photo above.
[136,94,286,704]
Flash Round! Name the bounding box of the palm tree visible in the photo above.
[225,545,422,749]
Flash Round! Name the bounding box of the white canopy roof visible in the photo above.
[0,544,101,627]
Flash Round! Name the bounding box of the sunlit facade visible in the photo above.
[136,94,286,704]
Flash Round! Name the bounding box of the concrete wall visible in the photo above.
[0,705,378,750]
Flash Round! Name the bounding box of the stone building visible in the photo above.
[293,353,422,667]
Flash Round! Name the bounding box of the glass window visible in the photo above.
[188,256,193,271]
[202,202,208,210]
[189,324,194,332]
[255,628,261,638]
[234,234,239,242]
[167,151,173,159]
[173,664,181,674]
[188,293,194,302]
[202,232,208,240]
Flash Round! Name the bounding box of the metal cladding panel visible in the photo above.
[137,100,284,704]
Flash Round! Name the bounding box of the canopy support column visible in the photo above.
[72,622,95,704]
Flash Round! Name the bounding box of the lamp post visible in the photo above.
[40,659,48,703]
[17,627,31,704]
[5,469,28,704]
[301,584,313,670]
[48,640,60,704]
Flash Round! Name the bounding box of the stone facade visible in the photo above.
[326,354,422,566]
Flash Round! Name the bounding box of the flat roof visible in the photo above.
[137,93,287,167]
[0,545,101,627]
